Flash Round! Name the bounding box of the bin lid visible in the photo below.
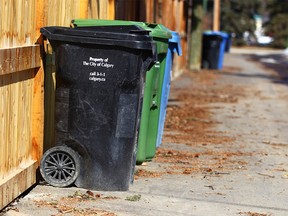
[40,26,156,51]
[169,31,182,56]
[203,31,229,39]
[71,19,172,40]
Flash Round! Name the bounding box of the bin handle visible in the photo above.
[129,30,151,35]
[145,23,158,29]
[154,61,160,68]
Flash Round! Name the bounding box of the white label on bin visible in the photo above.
[89,71,106,82]
[83,56,115,82]
[83,57,114,69]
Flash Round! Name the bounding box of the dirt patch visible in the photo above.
[154,148,252,175]
[134,169,165,179]
[34,191,118,216]
[135,70,252,179]
[238,212,272,216]
[164,71,244,146]
[149,70,250,177]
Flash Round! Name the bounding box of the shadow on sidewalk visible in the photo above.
[246,53,288,85]
[220,70,279,82]
[218,52,288,86]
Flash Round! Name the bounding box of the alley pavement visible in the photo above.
[2,47,288,216]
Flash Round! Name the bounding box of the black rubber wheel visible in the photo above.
[202,60,210,69]
[40,146,80,187]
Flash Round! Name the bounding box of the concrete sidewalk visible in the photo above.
[2,49,288,216]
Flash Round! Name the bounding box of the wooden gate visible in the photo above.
[0,0,44,209]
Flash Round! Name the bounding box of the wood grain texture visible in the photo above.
[146,0,154,23]
[108,0,115,20]
[0,160,37,210]
[32,54,44,163]
[0,0,37,48]
[0,45,42,209]
[0,46,41,75]
[0,45,41,177]
[154,0,186,78]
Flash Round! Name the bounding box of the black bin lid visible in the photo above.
[40,26,155,51]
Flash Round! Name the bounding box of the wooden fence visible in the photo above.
[158,0,187,78]
[0,0,187,210]
[0,0,43,209]
[144,0,187,78]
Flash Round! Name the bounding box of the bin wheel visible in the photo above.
[40,146,80,187]
[202,60,209,69]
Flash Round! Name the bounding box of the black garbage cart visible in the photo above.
[40,26,156,191]
[201,31,228,69]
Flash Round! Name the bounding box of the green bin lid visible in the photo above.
[71,19,172,40]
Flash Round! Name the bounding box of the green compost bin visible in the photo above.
[71,19,171,164]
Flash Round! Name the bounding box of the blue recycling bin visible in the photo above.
[156,31,182,148]
[202,31,228,69]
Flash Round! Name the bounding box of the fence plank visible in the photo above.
[0,160,37,209]
[146,0,154,23]
[0,45,42,210]
[0,46,41,75]
[32,44,44,164]
[78,0,89,19]
[108,0,115,20]
[88,0,99,19]
[99,0,108,19]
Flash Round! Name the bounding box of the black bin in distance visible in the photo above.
[40,26,156,191]
[201,34,223,69]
